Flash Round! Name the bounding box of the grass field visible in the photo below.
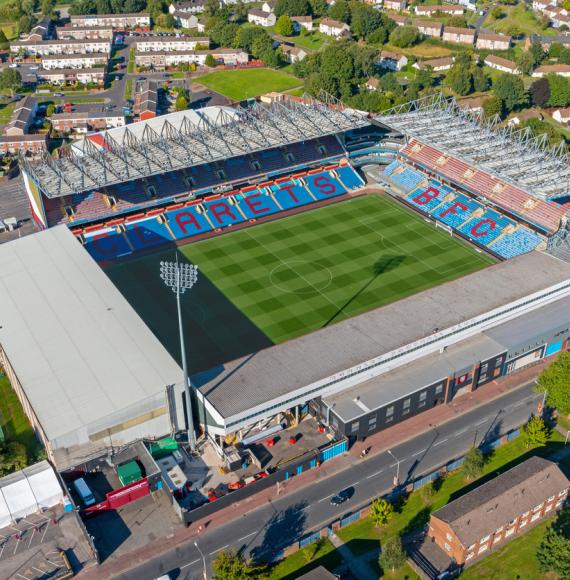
[106,195,493,374]
[195,68,302,100]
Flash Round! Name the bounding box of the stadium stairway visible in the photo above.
[78,163,364,261]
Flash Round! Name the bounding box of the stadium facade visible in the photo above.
[6,94,570,461]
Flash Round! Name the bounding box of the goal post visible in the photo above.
[435,221,453,236]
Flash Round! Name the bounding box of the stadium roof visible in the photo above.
[0,226,182,445]
[20,97,368,199]
[377,93,570,202]
[194,252,570,423]
[324,293,570,422]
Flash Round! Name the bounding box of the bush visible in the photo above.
[371,497,394,527]
[389,26,420,48]
[462,447,484,481]
[380,537,406,573]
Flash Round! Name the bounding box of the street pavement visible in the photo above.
[117,382,542,580]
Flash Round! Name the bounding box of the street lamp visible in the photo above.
[194,541,207,580]
[160,259,199,452]
[387,449,400,487]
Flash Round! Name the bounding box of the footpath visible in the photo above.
[78,362,550,579]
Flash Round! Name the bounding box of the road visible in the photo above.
[119,382,541,580]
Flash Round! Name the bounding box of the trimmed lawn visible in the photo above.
[0,374,42,458]
[486,3,554,36]
[0,100,16,124]
[460,517,557,580]
[384,41,453,59]
[370,558,420,579]
[268,539,342,579]
[289,32,328,51]
[336,431,565,555]
[195,68,302,100]
[106,195,492,374]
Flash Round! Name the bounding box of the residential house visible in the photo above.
[168,0,207,14]
[484,55,520,74]
[428,457,568,566]
[385,0,407,10]
[172,11,200,29]
[378,50,408,71]
[38,68,106,85]
[442,26,476,45]
[69,13,150,28]
[476,32,511,50]
[262,1,276,12]
[40,53,109,69]
[319,18,351,37]
[134,80,158,120]
[533,63,570,77]
[365,77,380,91]
[4,97,37,137]
[280,44,307,63]
[24,17,53,42]
[457,96,484,113]
[10,38,112,56]
[196,18,207,33]
[415,4,464,16]
[135,48,248,69]
[388,14,408,26]
[56,26,115,40]
[413,56,454,72]
[0,134,47,156]
[291,16,314,32]
[247,9,277,27]
[50,111,126,134]
[553,107,570,123]
[412,20,443,38]
[135,36,210,52]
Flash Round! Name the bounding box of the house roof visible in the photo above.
[443,26,475,36]
[484,55,518,70]
[412,19,443,29]
[320,18,348,28]
[417,56,454,68]
[536,64,570,72]
[477,32,511,42]
[432,457,569,547]
[380,50,404,61]
[291,15,312,22]
[366,77,380,88]
[248,9,272,17]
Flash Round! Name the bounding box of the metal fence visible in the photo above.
[320,439,348,463]
[299,531,321,548]
[340,511,361,528]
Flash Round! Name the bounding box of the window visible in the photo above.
[495,526,503,534]
[107,195,117,208]
[386,406,394,417]
[444,542,451,552]
[531,513,541,522]
[285,152,295,163]
[467,544,476,552]
[147,185,156,197]
[216,169,226,180]
[251,160,262,171]
[184,175,195,187]
[480,535,490,544]
[446,533,452,541]
[548,495,556,502]
[505,528,515,537]
[479,543,488,553]
[317,144,327,155]
[545,504,552,513]
[522,511,530,517]
[385,415,393,423]
[533,503,543,512]
[520,519,528,528]
[350,422,358,434]
[493,535,502,544]
[419,391,427,401]
[466,552,474,561]
[403,398,411,409]
[64,205,75,218]
[559,488,568,497]
[435,384,444,395]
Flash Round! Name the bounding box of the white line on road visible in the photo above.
[434,438,449,447]
[411,449,426,457]
[474,419,488,426]
[209,544,229,555]
[180,559,200,569]
[367,468,385,479]
[318,494,335,503]
[238,532,256,542]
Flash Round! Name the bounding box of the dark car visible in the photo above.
[330,487,354,506]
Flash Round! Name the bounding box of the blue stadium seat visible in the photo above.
[406,184,447,213]
[383,160,400,177]
[235,191,281,219]
[305,171,346,200]
[124,217,174,251]
[433,194,481,229]
[84,229,132,261]
[336,165,364,190]
[203,198,246,228]
[270,181,314,209]
[388,164,425,192]
[458,209,516,245]
[491,227,543,258]
[167,205,213,240]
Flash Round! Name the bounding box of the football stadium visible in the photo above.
[2,93,570,465]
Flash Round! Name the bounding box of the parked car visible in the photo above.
[330,487,354,506]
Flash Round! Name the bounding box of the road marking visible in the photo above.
[181,559,200,569]
[367,468,385,479]
[209,544,229,555]
[411,449,426,457]
[434,438,449,447]
[318,494,335,503]
[238,532,256,542]
[474,419,488,426]
[453,428,468,437]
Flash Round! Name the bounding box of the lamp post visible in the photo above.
[194,541,207,580]
[160,259,198,452]
[387,449,400,487]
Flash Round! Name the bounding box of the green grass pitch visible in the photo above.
[105,195,494,374]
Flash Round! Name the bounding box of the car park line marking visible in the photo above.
[209,544,229,555]
[181,559,200,569]
[238,532,256,541]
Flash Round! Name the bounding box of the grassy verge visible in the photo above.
[0,374,42,459]
[486,3,554,36]
[124,78,132,101]
[336,430,565,555]
[128,47,135,74]
[195,68,302,100]
[268,539,342,579]
[0,100,17,124]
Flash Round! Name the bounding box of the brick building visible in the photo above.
[428,457,568,566]
[40,53,109,69]
[69,13,150,28]
[38,68,106,85]
[56,26,115,40]
[135,36,210,52]
[476,32,511,50]
[10,38,112,56]
[442,26,476,45]
[50,111,126,134]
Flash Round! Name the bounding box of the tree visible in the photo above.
[537,510,570,578]
[370,497,393,527]
[310,0,327,16]
[211,548,251,580]
[446,63,472,96]
[350,3,383,39]
[492,73,527,112]
[447,15,467,27]
[18,14,34,34]
[547,74,570,107]
[516,51,534,76]
[530,40,546,66]
[472,66,487,92]
[536,351,570,415]
[274,0,311,17]
[522,416,549,448]
[155,13,175,28]
[41,0,56,18]
[490,5,504,18]
[380,537,406,573]
[559,47,570,64]
[389,25,420,48]
[175,94,188,111]
[549,41,565,58]
[275,14,294,36]
[205,53,217,67]
[0,68,22,96]
[529,77,551,107]
[328,0,350,23]
[462,446,484,481]
[0,29,8,50]
[482,95,503,118]
[0,442,28,474]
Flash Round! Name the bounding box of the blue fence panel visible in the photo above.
[319,439,348,463]
[340,512,360,528]
[296,465,303,476]
[413,470,440,490]
[299,531,321,548]
[507,429,520,441]
[309,459,317,469]
[446,458,465,472]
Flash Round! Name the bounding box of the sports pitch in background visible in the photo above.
[106,195,493,374]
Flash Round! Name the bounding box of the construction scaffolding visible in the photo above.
[378,93,570,202]
[21,97,368,199]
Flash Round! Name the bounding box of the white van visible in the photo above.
[73,477,96,507]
